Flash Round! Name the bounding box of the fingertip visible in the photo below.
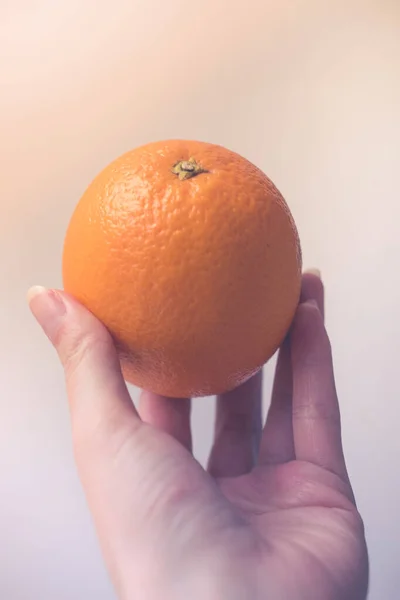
[28,286,67,343]
[27,285,47,305]
[305,268,321,279]
[291,298,331,370]
[291,299,324,345]
[301,271,325,316]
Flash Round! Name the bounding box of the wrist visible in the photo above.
[117,553,259,600]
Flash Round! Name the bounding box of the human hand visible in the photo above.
[28,272,368,600]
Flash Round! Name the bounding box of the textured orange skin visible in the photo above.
[62,140,302,397]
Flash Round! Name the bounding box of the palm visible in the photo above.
[216,461,365,600]
[136,424,367,600]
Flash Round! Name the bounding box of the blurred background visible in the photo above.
[1,0,399,598]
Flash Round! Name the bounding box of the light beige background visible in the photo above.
[1,1,399,598]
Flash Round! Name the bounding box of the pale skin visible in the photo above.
[28,272,369,600]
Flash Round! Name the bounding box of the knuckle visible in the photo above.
[60,325,103,377]
[292,398,340,423]
[73,416,136,464]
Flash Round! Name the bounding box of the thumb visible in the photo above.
[27,286,140,468]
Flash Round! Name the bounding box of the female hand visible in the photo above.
[28,272,369,600]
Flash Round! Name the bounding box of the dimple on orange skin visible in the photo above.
[62,140,302,398]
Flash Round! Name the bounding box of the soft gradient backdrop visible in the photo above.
[1,1,399,598]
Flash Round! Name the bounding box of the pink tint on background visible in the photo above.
[1,1,399,599]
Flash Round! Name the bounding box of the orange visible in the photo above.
[62,140,302,398]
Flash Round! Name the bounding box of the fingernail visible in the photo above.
[304,299,319,309]
[305,268,321,279]
[27,286,66,343]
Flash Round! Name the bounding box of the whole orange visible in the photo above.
[62,140,302,397]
